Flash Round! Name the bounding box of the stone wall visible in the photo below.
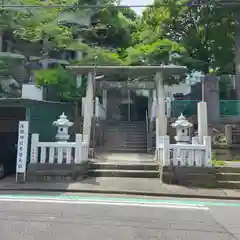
[213,147,240,161]
[27,162,89,182]
[163,166,217,187]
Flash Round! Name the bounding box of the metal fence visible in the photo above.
[171,100,240,117]
[171,100,199,117]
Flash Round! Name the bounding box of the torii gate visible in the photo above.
[67,65,188,156]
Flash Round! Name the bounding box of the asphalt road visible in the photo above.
[0,193,239,239]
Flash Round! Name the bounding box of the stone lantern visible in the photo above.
[171,113,193,144]
[53,113,73,142]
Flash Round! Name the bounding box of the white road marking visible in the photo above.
[0,195,206,206]
[0,197,209,210]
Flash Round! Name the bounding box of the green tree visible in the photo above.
[13,0,134,84]
[60,0,136,49]
[35,66,86,101]
[7,0,88,84]
[136,0,236,75]
[74,47,124,65]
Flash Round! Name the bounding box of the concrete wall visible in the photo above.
[163,166,217,187]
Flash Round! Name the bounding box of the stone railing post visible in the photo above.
[203,136,212,167]
[30,134,39,163]
[225,124,233,145]
[75,134,83,164]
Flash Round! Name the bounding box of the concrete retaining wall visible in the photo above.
[27,162,89,182]
[163,166,217,187]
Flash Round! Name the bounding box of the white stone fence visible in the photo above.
[157,135,212,167]
[30,134,89,164]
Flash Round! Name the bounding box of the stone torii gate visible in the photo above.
[67,65,188,156]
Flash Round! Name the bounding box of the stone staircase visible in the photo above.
[215,167,240,189]
[163,166,240,189]
[103,121,147,153]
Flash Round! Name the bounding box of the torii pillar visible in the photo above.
[155,72,167,137]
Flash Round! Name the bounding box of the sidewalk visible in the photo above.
[1,177,240,200]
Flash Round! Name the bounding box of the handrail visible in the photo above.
[145,110,149,152]
[145,110,149,134]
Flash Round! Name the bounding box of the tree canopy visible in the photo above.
[137,0,236,75]
[0,0,237,99]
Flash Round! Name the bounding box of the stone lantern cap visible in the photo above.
[171,113,193,128]
[53,113,73,127]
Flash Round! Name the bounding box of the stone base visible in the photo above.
[26,162,89,182]
[162,166,217,188]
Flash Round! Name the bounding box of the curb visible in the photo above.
[0,187,240,200]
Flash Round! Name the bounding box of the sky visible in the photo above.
[120,0,153,15]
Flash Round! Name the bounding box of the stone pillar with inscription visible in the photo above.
[204,75,220,124]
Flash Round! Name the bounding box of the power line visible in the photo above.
[0,4,180,8]
[0,2,239,9]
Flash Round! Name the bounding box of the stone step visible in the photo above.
[105,138,147,141]
[107,123,146,126]
[104,144,147,148]
[105,139,147,142]
[105,142,147,146]
[104,146,147,150]
[104,141,147,146]
[107,123,145,126]
[106,130,146,134]
[216,173,240,181]
[107,121,145,125]
[88,169,159,178]
[90,162,158,171]
[104,145,147,149]
[105,137,147,141]
[120,135,147,138]
[106,124,145,127]
[216,181,240,189]
[106,132,146,135]
[102,148,148,153]
[215,167,240,173]
[106,127,146,130]
[105,132,146,136]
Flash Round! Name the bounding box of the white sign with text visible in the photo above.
[16,121,29,181]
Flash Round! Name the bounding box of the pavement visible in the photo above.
[0,193,240,239]
[2,176,240,200]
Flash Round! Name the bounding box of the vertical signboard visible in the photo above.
[16,121,29,183]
